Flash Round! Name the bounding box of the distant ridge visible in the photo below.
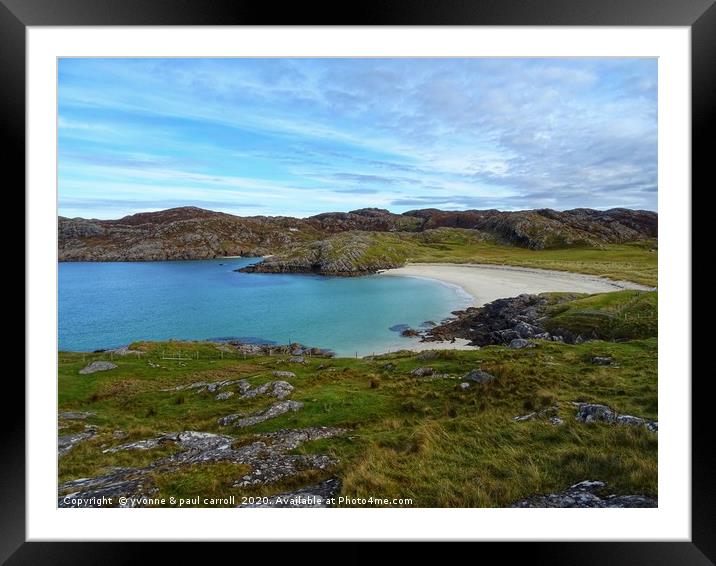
[59,206,657,267]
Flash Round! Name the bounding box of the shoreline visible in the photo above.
[378,262,653,307]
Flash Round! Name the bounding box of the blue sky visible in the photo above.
[58,58,657,219]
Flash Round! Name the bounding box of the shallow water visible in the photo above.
[58,258,472,357]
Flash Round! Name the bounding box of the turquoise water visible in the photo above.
[58,258,472,357]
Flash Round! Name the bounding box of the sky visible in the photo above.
[58,58,657,219]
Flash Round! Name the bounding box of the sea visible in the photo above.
[58,258,472,357]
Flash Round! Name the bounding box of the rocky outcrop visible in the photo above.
[575,403,658,432]
[218,400,304,428]
[510,480,657,508]
[60,206,657,263]
[79,361,118,374]
[425,294,553,346]
[58,426,97,456]
[463,369,496,384]
[59,427,345,507]
[403,208,658,250]
[238,231,405,276]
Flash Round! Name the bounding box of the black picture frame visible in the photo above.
[6,0,708,562]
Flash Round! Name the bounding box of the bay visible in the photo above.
[58,258,472,357]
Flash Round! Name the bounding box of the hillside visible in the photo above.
[58,289,658,508]
[59,206,658,266]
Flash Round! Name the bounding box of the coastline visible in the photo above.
[378,262,653,307]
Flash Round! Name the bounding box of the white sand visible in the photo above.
[379,263,653,308]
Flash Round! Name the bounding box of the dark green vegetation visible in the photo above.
[59,288,658,507]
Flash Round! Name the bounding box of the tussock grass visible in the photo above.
[59,329,657,506]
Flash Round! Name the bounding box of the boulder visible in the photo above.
[401,328,420,337]
[514,321,536,338]
[510,480,657,508]
[463,369,496,384]
[272,371,296,379]
[79,361,118,375]
[215,391,234,400]
[410,367,434,377]
[459,382,471,390]
[508,339,535,349]
[575,403,617,423]
[591,356,613,365]
[288,356,306,364]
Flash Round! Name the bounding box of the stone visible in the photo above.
[58,428,97,456]
[510,480,657,508]
[219,400,303,428]
[400,328,420,337]
[288,356,306,364]
[410,367,434,377]
[272,371,296,379]
[215,391,234,400]
[508,339,535,349]
[513,321,536,338]
[240,380,294,400]
[575,403,657,432]
[79,361,118,375]
[60,427,345,507]
[463,369,496,384]
[591,356,613,365]
[575,403,617,423]
[534,332,552,340]
[459,382,471,390]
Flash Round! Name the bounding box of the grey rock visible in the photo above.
[514,321,537,338]
[591,356,613,365]
[463,369,496,384]
[79,361,118,375]
[410,367,434,377]
[508,339,535,349]
[58,427,97,456]
[288,356,306,364]
[575,403,617,424]
[459,382,471,390]
[534,332,552,340]
[241,380,294,400]
[575,403,657,432]
[272,371,296,379]
[549,416,565,426]
[215,391,234,400]
[61,426,345,507]
[511,480,657,508]
[219,400,303,428]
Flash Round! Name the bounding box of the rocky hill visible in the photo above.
[59,205,657,267]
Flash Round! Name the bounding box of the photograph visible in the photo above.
[56,56,660,510]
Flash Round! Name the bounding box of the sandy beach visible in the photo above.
[379,263,653,307]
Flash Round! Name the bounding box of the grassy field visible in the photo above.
[59,328,657,507]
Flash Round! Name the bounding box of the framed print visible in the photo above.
[7,0,710,562]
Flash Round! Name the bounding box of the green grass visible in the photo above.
[544,290,658,340]
[59,332,657,507]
